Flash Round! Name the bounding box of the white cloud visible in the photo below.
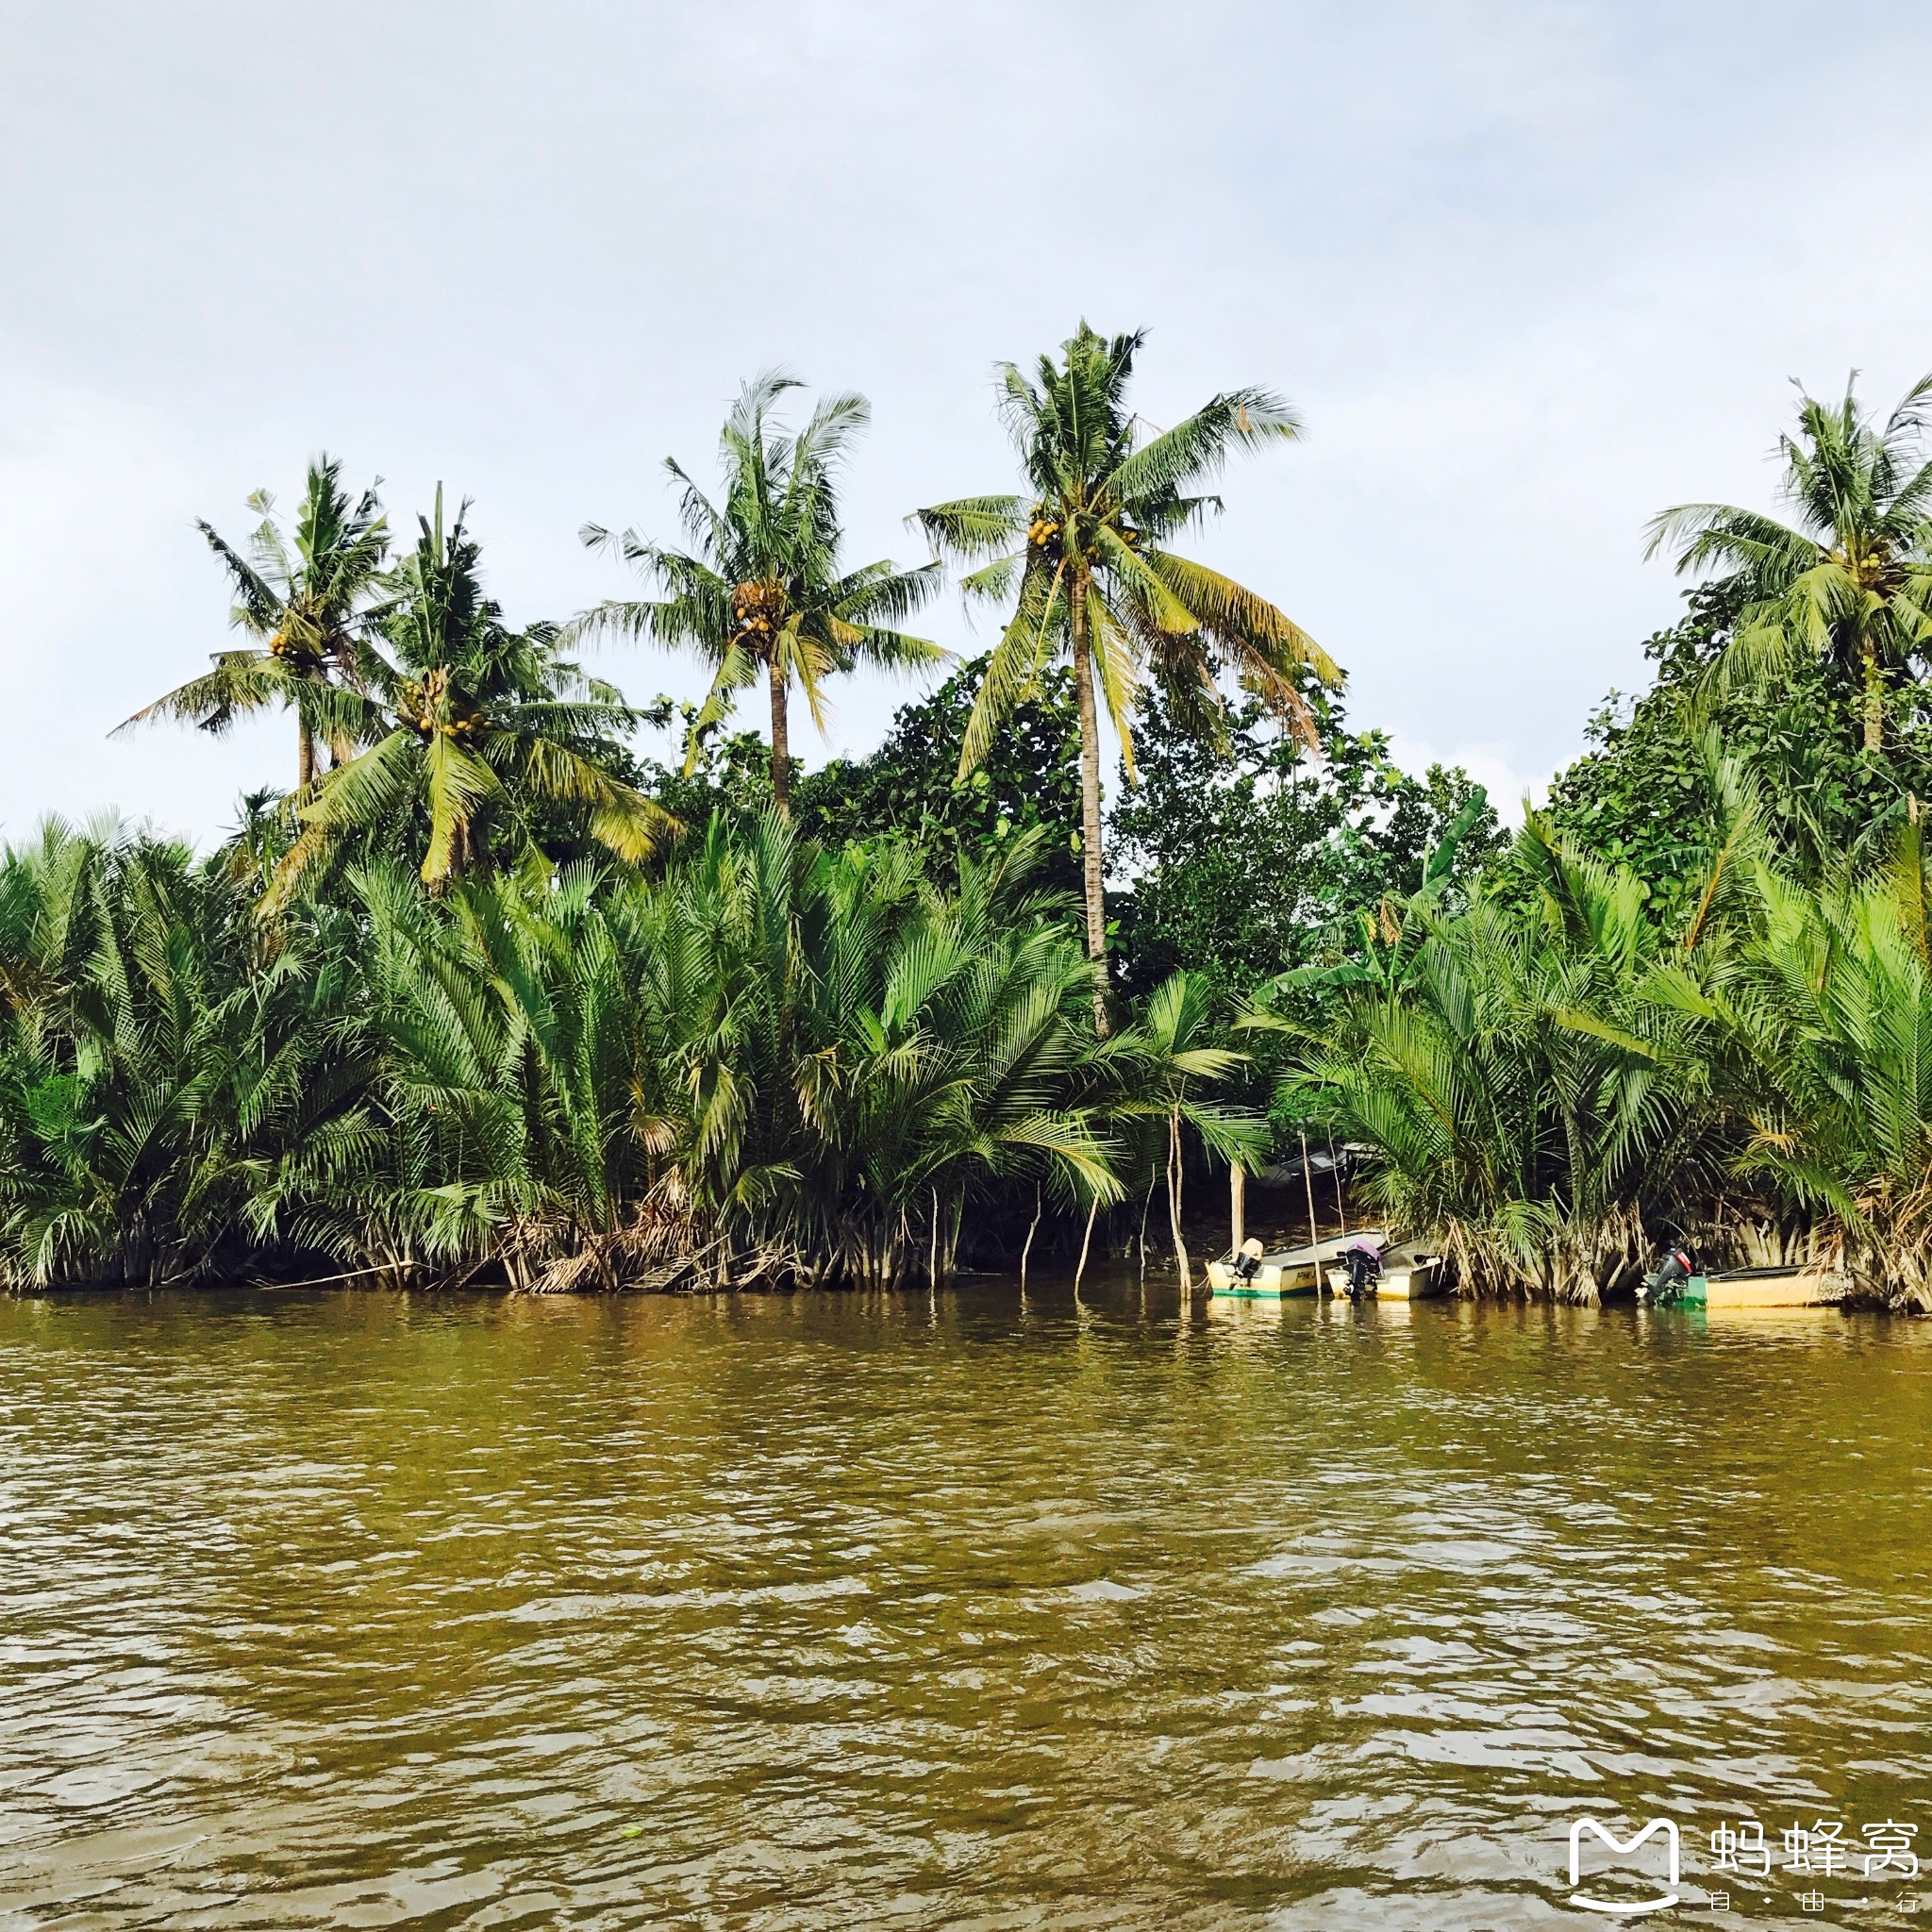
[0,371,283,841]
[1383,734,1550,827]
[1,1,1929,841]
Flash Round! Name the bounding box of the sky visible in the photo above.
[6,0,1932,844]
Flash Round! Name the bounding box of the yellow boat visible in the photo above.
[1674,1265,1841,1309]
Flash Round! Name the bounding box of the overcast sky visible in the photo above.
[6,0,1932,843]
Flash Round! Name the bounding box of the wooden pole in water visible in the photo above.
[1019,1182,1041,1298]
[1167,1110,1191,1293]
[1230,1160,1245,1256]
[1074,1193,1100,1298]
[1301,1131,1319,1291]
[1328,1135,1346,1239]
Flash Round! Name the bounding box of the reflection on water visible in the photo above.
[1,1280,1927,1928]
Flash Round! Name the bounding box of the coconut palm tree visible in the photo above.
[1646,373,1932,753]
[914,324,1338,1033]
[573,371,944,816]
[265,491,675,908]
[121,456,390,788]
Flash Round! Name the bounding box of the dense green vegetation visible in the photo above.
[18,341,1932,1307]
[1545,579,1932,922]
[0,813,1269,1291]
[1109,687,1502,1001]
[1285,374,1932,1307]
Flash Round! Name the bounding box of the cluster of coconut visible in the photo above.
[400,668,489,741]
[731,579,788,636]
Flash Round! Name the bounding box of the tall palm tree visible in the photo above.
[121,456,389,788]
[265,491,675,908]
[573,371,944,816]
[914,324,1338,1033]
[1646,373,1932,753]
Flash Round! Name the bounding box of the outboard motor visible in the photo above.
[1229,1237,1264,1285]
[1640,1244,1695,1305]
[1340,1239,1383,1301]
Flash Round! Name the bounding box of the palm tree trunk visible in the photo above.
[297,718,315,791]
[769,655,791,816]
[1863,641,1886,753]
[1069,577,1109,1036]
[1301,1132,1319,1253]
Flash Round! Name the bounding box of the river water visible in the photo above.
[1,1282,1928,1930]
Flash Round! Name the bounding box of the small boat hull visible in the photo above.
[1208,1231,1388,1299]
[1324,1262,1443,1300]
[1673,1266,1838,1309]
[1210,1259,1320,1297]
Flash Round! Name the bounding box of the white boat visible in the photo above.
[1324,1243,1444,1299]
[1207,1230,1389,1298]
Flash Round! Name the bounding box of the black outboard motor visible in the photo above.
[1229,1238,1263,1285]
[1341,1239,1383,1300]
[1640,1243,1695,1305]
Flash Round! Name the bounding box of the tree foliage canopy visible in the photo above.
[1108,687,1502,1002]
[89,351,1932,1307]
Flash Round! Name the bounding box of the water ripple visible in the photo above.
[1,1286,1928,1927]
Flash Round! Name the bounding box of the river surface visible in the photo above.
[1,1282,1929,1930]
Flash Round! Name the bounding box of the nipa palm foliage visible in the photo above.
[0,821,375,1287]
[0,809,1187,1291]
[348,817,1138,1290]
[654,816,1125,1283]
[1643,817,1932,1307]
[916,323,1337,1030]
[1278,817,1719,1301]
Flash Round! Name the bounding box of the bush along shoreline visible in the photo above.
[14,340,1932,1307]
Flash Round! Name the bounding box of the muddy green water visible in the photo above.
[1,1284,1929,1930]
